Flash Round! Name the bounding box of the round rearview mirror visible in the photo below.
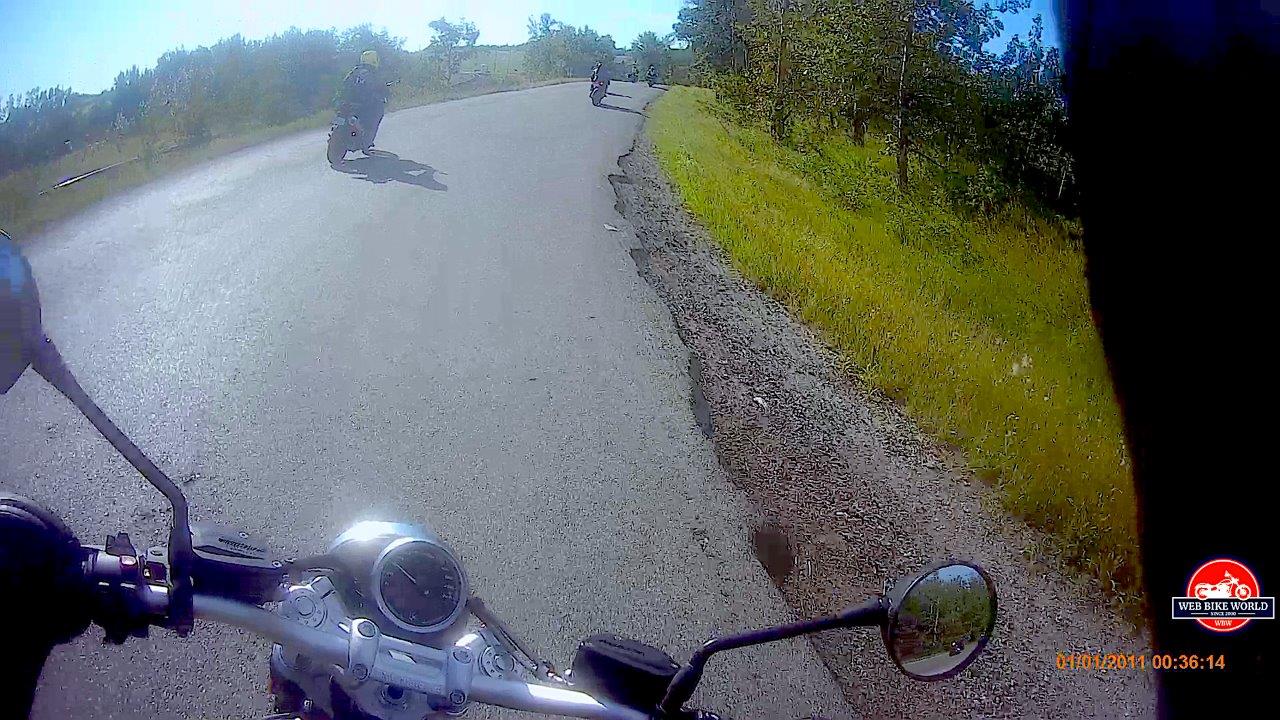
[883,561,996,681]
[1,229,44,394]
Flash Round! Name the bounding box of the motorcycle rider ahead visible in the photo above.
[337,50,388,152]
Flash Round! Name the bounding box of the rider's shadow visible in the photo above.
[597,102,645,117]
[337,151,448,192]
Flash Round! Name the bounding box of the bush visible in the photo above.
[946,165,1014,216]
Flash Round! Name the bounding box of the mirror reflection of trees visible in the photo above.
[895,566,991,665]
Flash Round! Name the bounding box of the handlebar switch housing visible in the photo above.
[189,522,285,604]
[568,633,680,712]
[83,538,159,644]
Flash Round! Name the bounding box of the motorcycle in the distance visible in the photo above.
[590,78,609,107]
[1,233,998,719]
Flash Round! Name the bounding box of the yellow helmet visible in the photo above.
[361,50,380,68]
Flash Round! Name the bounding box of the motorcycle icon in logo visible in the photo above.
[1193,571,1252,600]
[1173,559,1275,633]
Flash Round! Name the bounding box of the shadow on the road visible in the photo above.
[607,91,634,98]
[334,150,447,191]
[597,102,646,117]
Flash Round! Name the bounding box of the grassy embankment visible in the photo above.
[650,86,1138,608]
[1,45,563,239]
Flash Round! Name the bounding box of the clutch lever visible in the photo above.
[467,596,562,682]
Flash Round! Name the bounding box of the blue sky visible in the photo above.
[988,0,1061,55]
[1,0,1061,99]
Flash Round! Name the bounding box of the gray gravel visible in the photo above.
[1,82,849,719]
[610,131,1158,719]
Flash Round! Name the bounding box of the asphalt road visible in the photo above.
[1,82,851,719]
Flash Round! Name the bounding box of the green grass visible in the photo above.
[650,87,1138,607]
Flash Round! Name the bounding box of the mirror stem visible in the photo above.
[660,597,885,715]
[31,337,195,635]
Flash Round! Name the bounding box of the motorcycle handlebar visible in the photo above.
[195,595,347,664]
[470,676,650,720]
[104,571,653,720]
[197,596,651,720]
[80,546,669,719]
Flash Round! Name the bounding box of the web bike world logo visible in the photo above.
[1172,559,1275,632]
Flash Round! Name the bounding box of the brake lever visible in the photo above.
[31,338,196,635]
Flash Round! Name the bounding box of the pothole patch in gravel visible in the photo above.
[608,131,1157,719]
[688,352,715,438]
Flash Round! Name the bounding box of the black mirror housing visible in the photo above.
[882,560,998,681]
[1,229,44,394]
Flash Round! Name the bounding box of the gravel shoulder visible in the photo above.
[609,129,1157,719]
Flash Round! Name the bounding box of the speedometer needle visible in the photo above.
[393,562,417,584]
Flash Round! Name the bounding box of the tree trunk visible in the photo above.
[848,98,867,144]
[896,7,913,192]
[771,0,791,139]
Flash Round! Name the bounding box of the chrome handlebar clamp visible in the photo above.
[270,574,514,720]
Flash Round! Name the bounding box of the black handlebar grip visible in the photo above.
[0,494,93,718]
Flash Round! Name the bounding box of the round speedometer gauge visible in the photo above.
[372,537,467,633]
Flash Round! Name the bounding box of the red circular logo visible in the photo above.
[1186,559,1259,632]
